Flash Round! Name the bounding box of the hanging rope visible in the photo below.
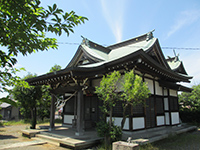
[54,91,77,109]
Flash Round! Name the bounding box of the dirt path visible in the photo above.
[0,124,68,150]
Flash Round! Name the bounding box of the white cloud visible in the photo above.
[167,10,200,38]
[100,0,125,43]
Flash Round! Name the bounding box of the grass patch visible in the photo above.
[139,132,200,150]
[0,120,29,126]
[96,131,200,150]
[153,132,200,150]
[0,118,62,127]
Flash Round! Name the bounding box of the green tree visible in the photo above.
[95,71,121,127]
[13,73,42,129]
[179,85,200,111]
[95,71,121,146]
[0,0,87,104]
[121,70,150,129]
[49,64,62,73]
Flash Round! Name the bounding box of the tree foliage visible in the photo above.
[179,84,200,111]
[49,64,62,73]
[13,73,42,129]
[0,0,87,104]
[121,70,150,129]
[95,71,121,146]
[95,70,150,146]
[95,71,121,124]
[179,84,200,123]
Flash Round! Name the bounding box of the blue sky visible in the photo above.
[14,0,200,89]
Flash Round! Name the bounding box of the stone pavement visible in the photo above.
[0,140,47,150]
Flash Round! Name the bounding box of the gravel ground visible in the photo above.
[0,124,69,150]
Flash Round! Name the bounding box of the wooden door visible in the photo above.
[146,97,156,128]
[84,96,98,129]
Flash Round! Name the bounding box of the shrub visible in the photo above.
[179,109,200,123]
[96,120,122,142]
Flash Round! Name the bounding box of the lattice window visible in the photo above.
[113,101,123,117]
[133,103,144,116]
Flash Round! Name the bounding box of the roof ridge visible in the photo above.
[107,30,155,50]
[81,36,111,54]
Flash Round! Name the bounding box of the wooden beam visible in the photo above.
[50,85,81,95]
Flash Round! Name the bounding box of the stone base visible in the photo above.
[48,128,55,131]
[112,141,139,150]
[132,138,149,145]
[75,131,84,136]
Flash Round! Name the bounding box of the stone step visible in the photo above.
[60,137,102,150]
[36,132,103,149]
[35,134,65,146]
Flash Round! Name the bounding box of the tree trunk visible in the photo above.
[121,103,128,129]
[109,107,113,129]
[105,135,111,150]
[30,107,37,129]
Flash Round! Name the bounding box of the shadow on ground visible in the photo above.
[0,135,17,140]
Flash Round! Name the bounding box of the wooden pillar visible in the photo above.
[49,94,56,131]
[167,89,172,125]
[75,88,84,136]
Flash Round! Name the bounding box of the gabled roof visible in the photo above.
[166,56,188,75]
[26,31,192,87]
[71,31,169,69]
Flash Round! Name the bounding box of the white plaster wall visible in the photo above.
[64,115,74,124]
[144,74,153,78]
[133,117,145,130]
[163,89,168,96]
[157,116,165,126]
[171,112,180,125]
[155,81,162,95]
[165,112,170,125]
[170,89,177,97]
[164,98,169,110]
[112,117,129,130]
[144,78,154,94]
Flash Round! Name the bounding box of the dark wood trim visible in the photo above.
[172,123,181,126]
[168,89,172,125]
[50,94,56,129]
[162,87,166,125]
[129,116,132,131]
[64,112,74,115]
[170,110,180,113]
[153,78,157,127]
[132,127,146,131]
[63,123,72,125]
[156,124,165,127]
[50,85,81,95]
[156,113,165,116]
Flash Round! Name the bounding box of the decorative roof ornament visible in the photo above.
[146,29,155,41]
[81,35,91,48]
[173,49,179,62]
